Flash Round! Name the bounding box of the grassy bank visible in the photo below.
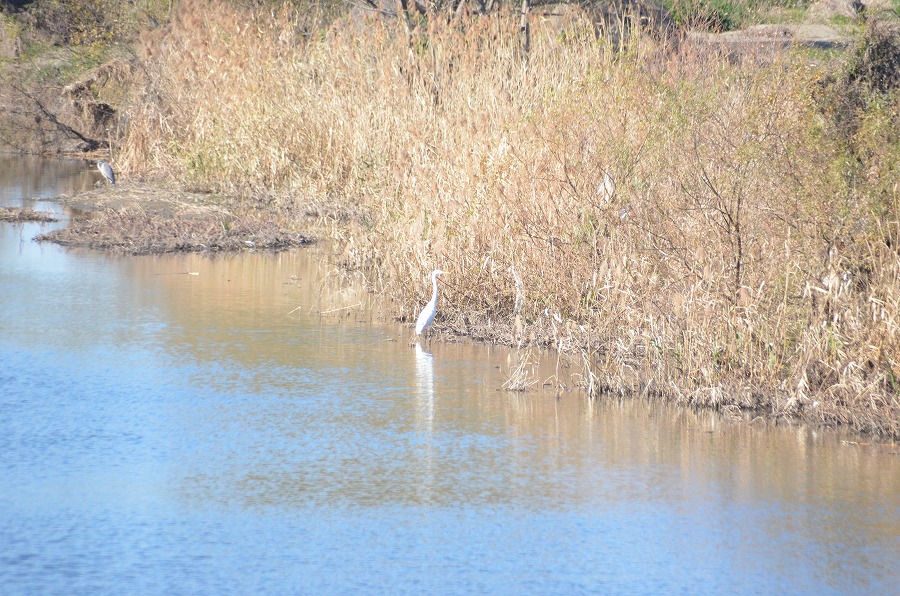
[0,0,176,153]
[106,1,900,435]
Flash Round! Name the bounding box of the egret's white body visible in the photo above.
[599,170,615,203]
[97,161,115,185]
[415,269,444,336]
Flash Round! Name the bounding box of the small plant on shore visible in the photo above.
[502,350,540,392]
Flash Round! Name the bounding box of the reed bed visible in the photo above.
[118,0,900,436]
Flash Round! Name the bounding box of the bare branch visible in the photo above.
[8,82,102,151]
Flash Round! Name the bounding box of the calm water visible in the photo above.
[1,157,899,594]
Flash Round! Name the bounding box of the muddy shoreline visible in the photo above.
[0,206,58,223]
[33,181,312,254]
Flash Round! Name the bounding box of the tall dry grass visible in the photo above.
[119,0,900,436]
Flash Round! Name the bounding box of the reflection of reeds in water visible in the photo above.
[291,251,390,324]
[0,156,95,199]
[315,266,366,316]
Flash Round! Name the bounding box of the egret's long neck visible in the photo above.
[430,274,439,304]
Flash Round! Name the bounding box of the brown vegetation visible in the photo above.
[111,1,900,436]
[0,206,57,222]
[35,207,310,254]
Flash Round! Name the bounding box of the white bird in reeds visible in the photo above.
[599,169,615,203]
[509,266,524,315]
[415,269,445,336]
[96,160,115,185]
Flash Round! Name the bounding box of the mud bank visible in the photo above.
[0,207,58,223]
[35,181,311,255]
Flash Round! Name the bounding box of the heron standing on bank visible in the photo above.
[96,160,115,185]
[415,269,445,336]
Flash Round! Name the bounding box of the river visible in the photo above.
[1,156,898,594]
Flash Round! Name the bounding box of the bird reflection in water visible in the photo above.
[414,343,434,431]
[414,342,435,502]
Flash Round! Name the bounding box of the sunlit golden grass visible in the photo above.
[119,0,900,436]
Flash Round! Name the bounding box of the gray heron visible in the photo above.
[96,160,115,185]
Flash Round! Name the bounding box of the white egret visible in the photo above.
[415,269,445,336]
[96,160,115,185]
[599,169,615,203]
[509,266,524,315]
